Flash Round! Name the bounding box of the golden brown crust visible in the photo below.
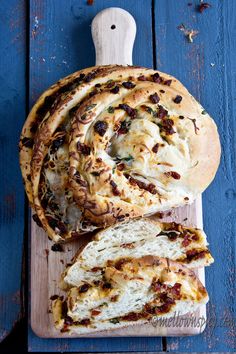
[30,66,138,241]
[20,66,118,241]
[19,66,99,205]
[19,65,220,241]
[68,66,221,225]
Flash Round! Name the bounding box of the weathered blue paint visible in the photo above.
[28,0,163,352]
[0,0,26,342]
[154,0,236,352]
[28,0,153,107]
[1,0,234,351]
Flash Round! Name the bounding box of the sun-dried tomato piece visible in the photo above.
[110,86,120,94]
[110,180,121,196]
[77,141,91,155]
[157,105,168,119]
[150,93,160,104]
[152,72,162,83]
[138,75,146,81]
[122,312,143,321]
[152,143,159,153]
[118,104,136,118]
[94,120,108,136]
[117,120,130,135]
[173,95,182,104]
[122,81,136,89]
[171,283,182,299]
[91,309,101,316]
[165,171,181,179]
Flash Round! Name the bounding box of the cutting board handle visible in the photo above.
[92,7,136,66]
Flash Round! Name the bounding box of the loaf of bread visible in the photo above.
[52,256,208,334]
[19,65,220,242]
[62,218,213,289]
[19,66,101,242]
[68,66,220,226]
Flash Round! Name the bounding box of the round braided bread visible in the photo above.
[19,65,220,241]
[68,66,220,225]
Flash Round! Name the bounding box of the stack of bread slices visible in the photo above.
[52,218,213,334]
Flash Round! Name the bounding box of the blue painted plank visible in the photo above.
[0,0,26,342]
[29,327,163,353]
[154,0,236,351]
[28,0,154,107]
[28,0,163,352]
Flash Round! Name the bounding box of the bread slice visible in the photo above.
[62,218,213,289]
[52,256,208,334]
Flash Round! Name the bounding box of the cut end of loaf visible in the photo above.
[52,255,208,335]
[62,218,213,289]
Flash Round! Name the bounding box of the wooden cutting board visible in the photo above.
[31,8,207,338]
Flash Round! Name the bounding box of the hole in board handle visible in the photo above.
[111,24,116,30]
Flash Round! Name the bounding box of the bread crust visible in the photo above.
[19,66,99,205]
[20,66,115,241]
[19,65,220,241]
[68,66,220,225]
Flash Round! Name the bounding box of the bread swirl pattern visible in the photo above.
[69,66,220,225]
[52,256,208,334]
[62,219,213,289]
[19,65,220,241]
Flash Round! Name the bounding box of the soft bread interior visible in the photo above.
[52,256,208,334]
[62,218,213,288]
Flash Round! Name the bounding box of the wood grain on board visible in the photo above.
[0,0,26,342]
[31,200,205,339]
[30,5,205,341]
[29,0,206,348]
[28,0,162,352]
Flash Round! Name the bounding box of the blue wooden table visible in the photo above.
[0,0,235,352]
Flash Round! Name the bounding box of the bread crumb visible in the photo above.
[177,24,199,43]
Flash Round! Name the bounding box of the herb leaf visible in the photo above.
[85,103,97,112]
[108,106,115,113]
[110,318,120,324]
[146,106,154,115]
[120,155,133,162]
